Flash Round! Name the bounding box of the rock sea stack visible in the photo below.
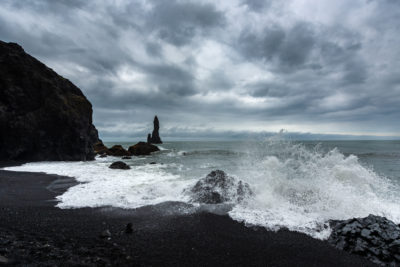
[0,41,99,161]
[147,116,162,144]
[188,170,253,204]
[128,142,160,156]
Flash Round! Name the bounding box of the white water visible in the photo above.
[3,140,400,239]
[230,142,400,239]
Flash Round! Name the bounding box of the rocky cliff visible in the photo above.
[0,41,99,161]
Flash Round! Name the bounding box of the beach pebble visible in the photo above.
[125,223,133,234]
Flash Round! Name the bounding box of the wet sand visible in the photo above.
[0,169,375,266]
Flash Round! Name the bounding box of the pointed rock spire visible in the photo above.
[147,116,162,144]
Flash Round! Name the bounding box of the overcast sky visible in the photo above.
[1,0,399,140]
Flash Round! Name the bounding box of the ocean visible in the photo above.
[4,139,400,239]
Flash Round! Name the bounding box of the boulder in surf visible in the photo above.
[188,170,253,204]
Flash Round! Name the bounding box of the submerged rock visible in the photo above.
[122,156,132,159]
[0,41,99,161]
[108,145,130,156]
[328,214,400,265]
[128,142,159,156]
[147,116,162,144]
[109,161,130,170]
[188,170,253,204]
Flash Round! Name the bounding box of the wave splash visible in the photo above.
[2,140,400,240]
[229,140,400,239]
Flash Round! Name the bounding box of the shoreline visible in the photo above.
[0,169,375,266]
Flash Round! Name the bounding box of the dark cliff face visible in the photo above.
[0,41,99,161]
[148,116,162,144]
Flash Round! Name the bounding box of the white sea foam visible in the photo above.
[4,156,193,209]
[229,142,400,239]
[3,141,400,240]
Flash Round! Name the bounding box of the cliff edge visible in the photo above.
[0,41,99,161]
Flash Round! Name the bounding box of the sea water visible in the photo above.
[4,139,400,239]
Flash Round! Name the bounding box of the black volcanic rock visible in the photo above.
[128,142,159,156]
[328,214,400,265]
[108,145,130,156]
[93,141,109,155]
[109,161,130,170]
[0,41,99,161]
[188,170,253,204]
[147,116,162,144]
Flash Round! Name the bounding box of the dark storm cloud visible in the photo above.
[248,81,291,98]
[140,63,197,96]
[342,59,368,84]
[238,22,315,69]
[145,42,163,57]
[0,0,399,138]
[146,0,225,46]
[242,0,272,11]
[9,0,87,11]
[238,25,285,62]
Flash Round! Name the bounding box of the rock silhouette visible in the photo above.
[0,41,99,161]
[128,142,160,156]
[147,116,162,144]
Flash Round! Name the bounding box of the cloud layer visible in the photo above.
[1,0,399,139]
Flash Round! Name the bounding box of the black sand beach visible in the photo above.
[0,169,376,266]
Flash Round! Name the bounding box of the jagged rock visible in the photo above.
[147,116,162,144]
[122,156,132,159]
[0,41,99,161]
[188,170,253,204]
[128,142,159,156]
[94,141,109,155]
[328,214,400,265]
[108,145,130,156]
[109,161,130,170]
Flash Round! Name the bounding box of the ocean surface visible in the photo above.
[4,139,400,239]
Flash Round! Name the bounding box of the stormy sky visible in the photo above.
[1,0,399,140]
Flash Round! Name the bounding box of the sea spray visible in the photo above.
[3,140,400,239]
[229,139,400,239]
